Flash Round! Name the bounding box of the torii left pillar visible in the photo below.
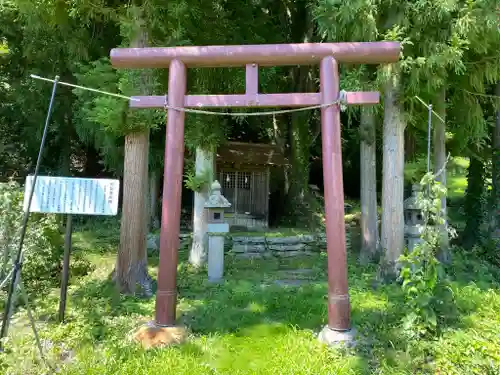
[156,59,187,325]
[110,41,400,347]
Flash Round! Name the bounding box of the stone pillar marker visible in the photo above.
[204,180,231,283]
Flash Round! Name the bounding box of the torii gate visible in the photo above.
[110,41,400,343]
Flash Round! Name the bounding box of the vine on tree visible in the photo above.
[398,171,456,338]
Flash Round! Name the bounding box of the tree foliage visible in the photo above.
[315,0,500,149]
[0,0,498,258]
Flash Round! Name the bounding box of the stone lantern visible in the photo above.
[204,180,231,282]
[404,184,425,252]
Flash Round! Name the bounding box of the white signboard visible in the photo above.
[23,176,120,216]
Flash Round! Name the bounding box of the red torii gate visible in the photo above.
[110,41,400,343]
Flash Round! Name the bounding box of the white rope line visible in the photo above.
[162,91,346,116]
[414,95,445,123]
[30,74,347,116]
[0,268,14,289]
[30,74,140,102]
[162,103,338,116]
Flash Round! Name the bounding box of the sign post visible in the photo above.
[59,214,72,323]
[22,175,119,322]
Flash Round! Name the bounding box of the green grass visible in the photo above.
[1,223,499,375]
[0,157,476,374]
[447,157,470,200]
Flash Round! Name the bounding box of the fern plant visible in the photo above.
[184,168,211,193]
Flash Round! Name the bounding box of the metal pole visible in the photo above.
[0,76,60,345]
[58,214,72,323]
[320,57,350,331]
[156,59,187,326]
[234,171,239,224]
[427,104,432,174]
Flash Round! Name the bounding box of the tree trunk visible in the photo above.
[189,147,214,267]
[84,145,102,177]
[286,64,312,223]
[434,86,450,262]
[381,64,406,269]
[405,128,417,162]
[116,131,151,295]
[115,19,151,296]
[288,110,310,199]
[149,169,160,230]
[271,113,291,220]
[360,106,379,262]
[490,82,500,242]
[273,114,289,193]
[285,2,314,220]
[462,150,486,249]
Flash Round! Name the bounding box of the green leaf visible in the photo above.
[424,309,437,327]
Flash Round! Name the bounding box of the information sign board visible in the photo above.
[23,176,120,216]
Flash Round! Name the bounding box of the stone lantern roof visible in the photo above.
[404,184,423,211]
[205,180,231,208]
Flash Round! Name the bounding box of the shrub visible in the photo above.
[0,181,73,299]
[472,241,500,268]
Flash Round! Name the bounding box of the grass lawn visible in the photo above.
[1,222,499,375]
[447,157,470,200]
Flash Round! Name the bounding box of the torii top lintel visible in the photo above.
[110,41,400,68]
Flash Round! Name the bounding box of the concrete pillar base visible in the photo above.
[318,325,356,348]
[132,321,187,349]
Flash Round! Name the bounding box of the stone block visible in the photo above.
[266,236,300,244]
[304,243,325,252]
[266,235,316,244]
[232,244,267,253]
[274,250,305,257]
[231,236,266,244]
[267,243,306,252]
